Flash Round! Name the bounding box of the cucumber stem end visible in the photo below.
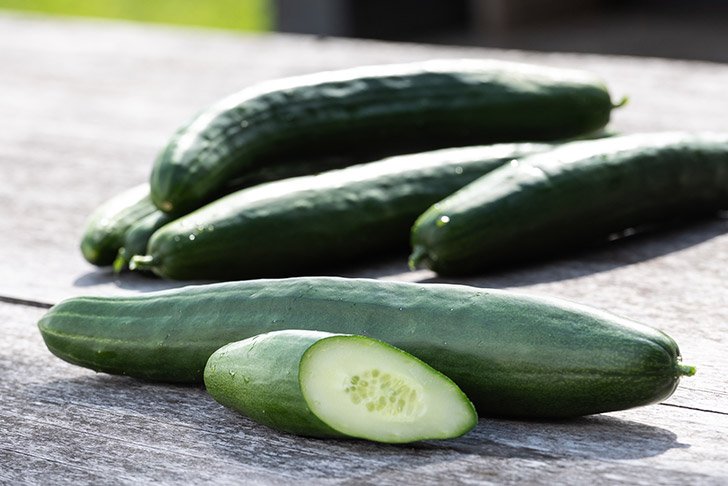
[613,95,629,109]
[129,255,156,271]
[408,246,431,271]
[677,363,696,377]
[113,249,129,274]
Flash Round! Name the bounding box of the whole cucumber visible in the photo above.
[204,330,477,442]
[150,59,617,214]
[97,157,355,271]
[80,183,158,266]
[132,143,549,279]
[38,277,694,418]
[410,132,728,275]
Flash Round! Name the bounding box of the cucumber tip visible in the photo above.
[613,95,629,109]
[129,255,156,271]
[112,250,128,274]
[677,363,696,377]
[408,246,431,271]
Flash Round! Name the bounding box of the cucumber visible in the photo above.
[104,157,354,272]
[132,143,550,279]
[204,330,477,442]
[80,183,158,266]
[113,211,175,273]
[410,132,728,275]
[37,277,695,418]
[150,59,617,214]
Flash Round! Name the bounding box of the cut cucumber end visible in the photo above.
[299,335,477,443]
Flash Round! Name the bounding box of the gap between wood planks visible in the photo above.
[4,293,721,417]
[0,295,53,309]
[659,403,728,417]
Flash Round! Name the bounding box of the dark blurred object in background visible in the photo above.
[274,0,468,38]
[274,0,728,63]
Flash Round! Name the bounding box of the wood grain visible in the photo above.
[1,12,727,484]
[2,303,727,484]
[1,13,728,303]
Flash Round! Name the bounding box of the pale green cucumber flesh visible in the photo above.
[300,334,477,443]
[204,330,477,442]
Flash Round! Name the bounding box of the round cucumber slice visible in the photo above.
[299,335,477,443]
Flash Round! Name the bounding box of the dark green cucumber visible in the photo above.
[107,157,356,272]
[204,330,477,442]
[80,184,159,266]
[150,59,617,214]
[410,132,728,275]
[132,143,550,279]
[37,277,694,418]
[113,210,175,273]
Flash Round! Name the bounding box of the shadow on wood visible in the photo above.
[71,268,208,293]
[415,216,728,288]
[24,375,686,465]
[69,215,727,292]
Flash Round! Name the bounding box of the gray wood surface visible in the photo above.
[1,12,727,484]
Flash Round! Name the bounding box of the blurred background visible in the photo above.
[1,0,727,62]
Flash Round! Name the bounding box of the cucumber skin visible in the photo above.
[138,143,550,280]
[108,157,352,271]
[205,330,477,442]
[80,184,158,266]
[38,277,687,418]
[113,210,175,272]
[411,132,728,275]
[204,330,343,439]
[150,59,614,214]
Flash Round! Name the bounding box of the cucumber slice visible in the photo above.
[204,330,477,443]
[299,334,478,443]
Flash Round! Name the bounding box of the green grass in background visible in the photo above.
[0,0,272,31]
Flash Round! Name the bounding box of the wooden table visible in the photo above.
[2,12,728,484]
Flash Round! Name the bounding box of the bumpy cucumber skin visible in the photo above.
[108,158,350,272]
[150,59,614,213]
[411,132,728,275]
[80,184,158,266]
[38,277,689,418]
[137,144,549,280]
[204,330,343,439]
[113,210,175,272]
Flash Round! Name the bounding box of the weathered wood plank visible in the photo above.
[1,13,728,483]
[2,303,727,484]
[1,13,728,303]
